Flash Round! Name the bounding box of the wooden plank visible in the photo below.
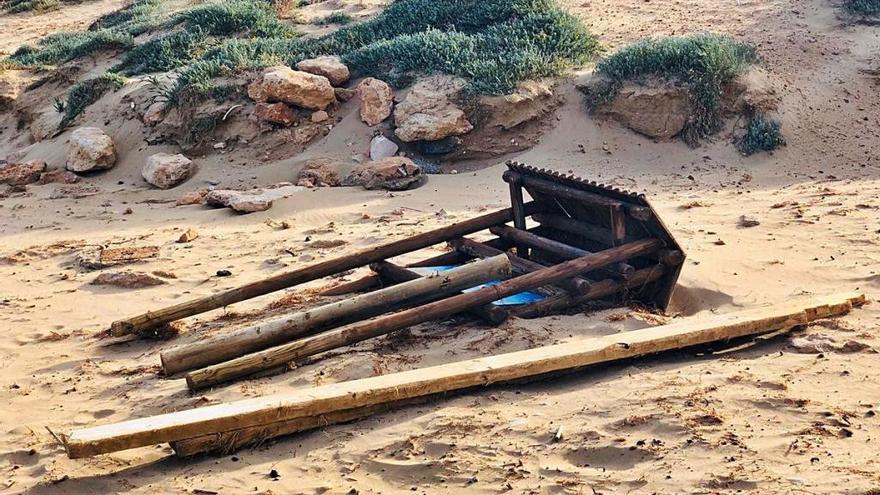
[507,175,530,260]
[61,292,865,458]
[532,213,632,246]
[110,203,540,336]
[160,255,513,376]
[183,239,661,392]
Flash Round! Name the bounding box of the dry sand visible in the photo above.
[1,0,880,494]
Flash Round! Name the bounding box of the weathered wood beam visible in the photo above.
[184,239,662,392]
[61,292,865,458]
[161,255,513,376]
[532,213,637,246]
[111,203,540,337]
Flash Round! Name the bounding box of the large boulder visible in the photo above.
[142,153,194,189]
[342,156,425,191]
[394,76,473,142]
[479,80,559,130]
[205,189,273,213]
[67,127,117,172]
[247,66,336,111]
[582,75,689,140]
[296,158,341,187]
[296,56,350,86]
[356,77,393,126]
[254,102,297,126]
[0,160,46,186]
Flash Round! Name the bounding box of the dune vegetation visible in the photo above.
[6,0,599,126]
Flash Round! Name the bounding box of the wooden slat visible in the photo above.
[61,292,865,458]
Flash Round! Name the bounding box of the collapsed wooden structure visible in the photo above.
[58,163,869,459]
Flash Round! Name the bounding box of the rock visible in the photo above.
[296,159,340,187]
[205,189,241,208]
[247,66,335,111]
[0,160,47,186]
[723,68,779,115]
[295,56,350,86]
[369,135,399,160]
[415,136,459,155]
[394,75,473,142]
[91,271,166,289]
[38,169,80,185]
[30,110,64,142]
[0,69,39,111]
[177,227,199,243]
[142,153,194,189]
[738,215,760,228]
[143,102,167,126]
[788,334,875,354]
[311,110,329,123]
[592,79,689,140]
[176,190,207,206]
[254,102,297,126]
[334,87,356,102]
[67,127,117,172]
[356,77,393,126]
[342,156,425,191]
[205,189,273,213]
[479,79,559,130]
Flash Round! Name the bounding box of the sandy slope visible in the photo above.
[1,0,879,494]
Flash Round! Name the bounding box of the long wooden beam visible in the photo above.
[61,292,865,458]
[184,239,661,391]
[111,203,540,336]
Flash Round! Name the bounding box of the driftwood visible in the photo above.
[184,239,662,391]
[61,292,865,458]
[160,255,512,376]
[111,203,540,336]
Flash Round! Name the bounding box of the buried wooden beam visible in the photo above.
[184,239,662,392]
[489,225,635,279]
[161,255,513,376]
[371,261,509,325]
[61,292,866,458]
[450,237,592,295]
[110,203,540,337]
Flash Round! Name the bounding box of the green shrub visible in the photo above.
[9,29,133,66]
[845,0,880,16]
[737,114,785,155]
[178,0,296,37]
[61,72,126,128]
[89,0,163,34]
[112,28,215,75]
[4,0,59,13]
[313,11,353,25]
[589,33,757,143]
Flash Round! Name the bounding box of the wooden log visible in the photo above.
[61,292,866,458]
[508,265,666,319]
[489,225,635,279]
[185,239,663,391]
[450,238,592,295]
[110,203,539,337]
[161,255,513,375]
[371,261,509,325]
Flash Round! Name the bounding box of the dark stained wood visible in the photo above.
[320,274,382,296]
[532,213,633,246]
[507,174,530,260]
[111,203,540,336]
